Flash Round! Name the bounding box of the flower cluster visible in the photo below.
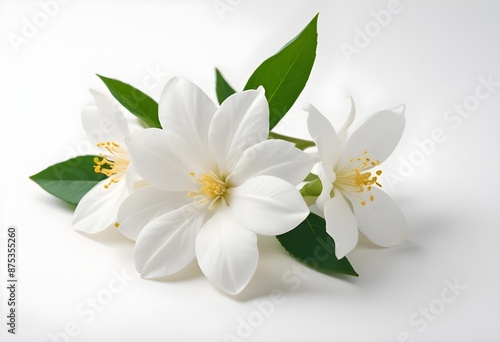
[30,14,409,295]
[67,78,408,294]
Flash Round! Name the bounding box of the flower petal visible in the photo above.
[316,163,335,211]
[336,94,356,145]
[304,103,340,180]
[229,139,315,186]
[227,175,308,235]
[344,187,409,247]
[158,77,217,168]
[81,89,129,145]
[209,87,269,174]
[134,203,207,278]
[126,128,202,191]
[324,191,358,259]
[196,205,258,295]
[339,105,406,169]
[72,178,128,234]
[124,164,146,192]
[117,186,190,241]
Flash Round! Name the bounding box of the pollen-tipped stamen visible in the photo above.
[335,151,383,206]
[94,142,130,189]
[188,171,227,210]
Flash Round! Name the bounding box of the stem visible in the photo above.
[268,132,315,150]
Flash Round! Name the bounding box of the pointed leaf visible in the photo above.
[30,156,108,205]
[215,68,236,105]
[244,14,318,129]
[277,213,358,277]
[97,74,161,128]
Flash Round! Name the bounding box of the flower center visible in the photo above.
[188,171,227,210]
[335,151,382,206]
[94,142,130,189]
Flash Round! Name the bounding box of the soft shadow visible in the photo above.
[150,259,203,283]
[356,232,383,250]
[346,210,454,286]
[230,236,358,302]
[355,233,421,256]
[228,207,454,299]
[406,211,455,241]
[356,209,451,252]
[75,226,135,248]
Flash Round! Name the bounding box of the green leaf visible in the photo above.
[215,68,236,105]
[30,156,108,205]
[244,14,318,129]
[97,74,161,128]
[277,213,358,277]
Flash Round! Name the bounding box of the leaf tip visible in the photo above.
[307,13,319,26]
[96,74,111,83]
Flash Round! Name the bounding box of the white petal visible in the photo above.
[134,203,207,278]
[158,77,216,168]
[316,163,335,211]
[324,191,358,259]
[116,186,190,240]
[227,175,308,235]
[126,128,203,191]
[196,205,258,295]
[339,105,406,169]
[72,178,128,234]
[337,94,356,145]
[209,87,269,174]
[81,89,129,145]
[229,140,315,186]
[304,103,340,180]
[344,187,409,247]
[124,164,145,192]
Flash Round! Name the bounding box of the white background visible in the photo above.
[1,0,500,341]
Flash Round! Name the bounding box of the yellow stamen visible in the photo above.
[94,142,130,189]
[188,171,227,210]
[334,151,383,206]
[114,222,120,228]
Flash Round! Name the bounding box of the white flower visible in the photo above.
[117,77,314,294]
[305,98,408,259]
[72,90,138,234]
